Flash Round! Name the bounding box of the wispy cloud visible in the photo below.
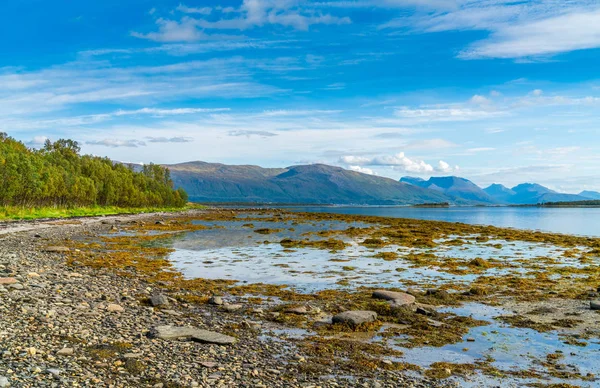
[176,4,213,15]
[86,139,147,148]
[380,0,600,60]
[133,1,352,43]
[146,136,194,143]
[228,130,278,137]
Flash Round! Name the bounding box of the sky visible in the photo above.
[1,0,600,193]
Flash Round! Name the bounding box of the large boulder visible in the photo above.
[372,290,415,307]
[150,293,169,307]
[332,311,377,326]
[591,300,600,310]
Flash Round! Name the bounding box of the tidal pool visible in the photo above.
[142,211,600,386]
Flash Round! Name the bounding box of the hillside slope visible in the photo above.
[167,162,451,205]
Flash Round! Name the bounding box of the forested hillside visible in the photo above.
[0,133,187,208]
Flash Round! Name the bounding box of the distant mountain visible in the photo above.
[580,190,600,200]
[401,176,498,205]
[483,184,516,204]
[166,162,450,205]
[508,183,587,205]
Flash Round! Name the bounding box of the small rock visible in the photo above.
[151,325,235,345]
[590,300,600,310]
[222,304,242,312]
[27,272,41,278]
[26,347,37,356]
[8,283,24,290]
[192,330,236,345]
[106,304,124,312]
[285,306,309,315]
[150,293,169,307]
[44,246,70,253]
[0,376,9,387]
[123,353,142,359]
[46,369,61,377]
[0,278,17,285]
[332,311,377,326]
[200,361,218,368]
[56,348,74,356]
[209,296,223,305]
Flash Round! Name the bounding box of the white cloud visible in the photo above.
[349,165,377,175]
[340,152,458,174]
[146,136,194,143]
[470,94,492,106]
[380,0,600,59]
[26,136,49,148]
[136,0,352,40]
[461,9,600,59]
[132,17,209,42]
[228,130,278,137]
[395,107,501,121]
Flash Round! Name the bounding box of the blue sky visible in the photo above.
[2,0,600,192]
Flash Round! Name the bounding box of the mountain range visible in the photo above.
[163,161,596,206]
[166,162,448,205]
[401,176,591,205]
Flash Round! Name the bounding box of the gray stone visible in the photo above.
[44,246,70,253]
[106,303,124,312]
[285,306,309,315]
[332,311,377,326]
[0,376,9,388]
[590,300,600,310]
[222,304,242,312]
[56,347,74,356]
[209,296,223,305]
[191,330,236,345]
[47,369,61,377]
[151,325,235,345]
[372,290,415,306]
[150,293,169,307]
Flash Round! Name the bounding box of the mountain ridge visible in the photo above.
[400,176,498,205]
[166,162,451,205]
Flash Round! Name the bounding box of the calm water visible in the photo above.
[286,206,600,237]
[160,213,600,386]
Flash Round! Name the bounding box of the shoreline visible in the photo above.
[1,209,599,387]
[0,210,450,388]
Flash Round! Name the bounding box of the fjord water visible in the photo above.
[287,206,600,237]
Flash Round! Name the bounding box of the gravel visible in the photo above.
[0,212,455,388]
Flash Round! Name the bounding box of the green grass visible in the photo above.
[0,204,206,221]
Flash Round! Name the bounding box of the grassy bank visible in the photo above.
[0,204,206,221]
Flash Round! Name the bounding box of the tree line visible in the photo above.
[0,133,188,208]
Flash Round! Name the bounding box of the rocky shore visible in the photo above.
[0,212,453,388]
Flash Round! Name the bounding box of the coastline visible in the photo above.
[1,209,599,387]
[0,210,450,388]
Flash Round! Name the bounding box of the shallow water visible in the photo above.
[286,206,600,237]
[153,213,600,386]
